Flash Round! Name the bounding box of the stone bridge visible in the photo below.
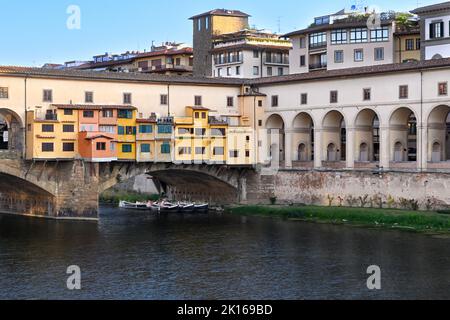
[0,151,255,220]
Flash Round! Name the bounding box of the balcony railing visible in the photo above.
[214,55,243,65]
[265,57,289,65]
[309,42,327,50]
[309,62,327,70]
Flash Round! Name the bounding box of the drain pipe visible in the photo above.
[420,70,423,172]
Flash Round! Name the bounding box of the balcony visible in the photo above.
[309,62,327,70]
[214,55,243,66]
[309,42,327,50]
[265,57,289,65]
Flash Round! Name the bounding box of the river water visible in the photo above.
[0,206,449,300]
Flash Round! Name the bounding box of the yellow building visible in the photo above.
[136,117,157,163]
[117,108,137,161]
[155,117,174,163]
[26,107,78,160]
[394,28,421,63]
[133,47,193,76]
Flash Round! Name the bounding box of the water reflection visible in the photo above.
[0,208,449,300]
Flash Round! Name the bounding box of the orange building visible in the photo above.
[78,131,117,162]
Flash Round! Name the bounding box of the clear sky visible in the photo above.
[0,0,440,66]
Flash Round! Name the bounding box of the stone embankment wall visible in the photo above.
[246,170,450,210]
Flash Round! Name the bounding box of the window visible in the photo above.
[197,18,201,31]
[195,147,206,155]
[205,17,209,30]
[211,128,225,136]
[438,82,448,96]
[122,144,132,153]
[175,58,181,66]
[217,68,222,77]
[354,49,364,62]
[258,100,263,107]
[429,21,444,39]
[85,91,94,103]
[374,47,384,61]
[123,93,132,104]
[258,120,263,127]
[299,37,306,48]
[330,91,338,103]
[43,89,53,102]
[110,142,115,151]
[229,150,239,158]
[139,125,153,133]
[227,96,234,107]
[363,88,371,101]
[0,87,8,99]
[309,32,327,48]
[253,50,259,58]
[271,95,278,107]
[370,27,389,42]
[405,39,414,51]
[160,94,168,105]
[301,93,308,105]
[246,150,251,157]
[63,124,74,133]
[158,124,172,134]
[118,109,133,119]
[300,55,306,67]
[416,38,421,50]
[42,124,54,132]
[213,147,224,156]
[236,66,240,75]
[253,66,259,76]
[225,67,230,76]
[202,112,206,119]
[350,28,368,43]
[64,109,73,116]
[399,85,409,99]
[102,109,114,118]
[100,126,115,134]
[195,128,206,136]
[267,67,273,76]
[83,110,94,118]
[42,143,54,152]
[178,147,191,155]
[161,143,171,154]
[331,29,347,44]
[278,68,283,76]
[63,142,74,152]
[334,50,344,63]
[141,144,151,153]
[118,126,124,135]
[194,95,202,106]
[96,142,106,151]
[125,126,136,135]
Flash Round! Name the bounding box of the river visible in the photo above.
[0,206,449,300]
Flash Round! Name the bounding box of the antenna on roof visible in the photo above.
[277,16,282,34]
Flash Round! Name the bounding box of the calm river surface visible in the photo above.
[0,206,449,300]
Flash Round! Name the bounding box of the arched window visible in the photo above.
[327,143,337,161]
[394,142,404,162]
[298,143,307,161]
[432,142,442,163]
[359,143,369,162]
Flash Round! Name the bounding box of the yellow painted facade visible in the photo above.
[117,109,137,161]
[395,33,421,63]
[136,120,156,162]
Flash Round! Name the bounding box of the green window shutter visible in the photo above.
[118,126,124,135]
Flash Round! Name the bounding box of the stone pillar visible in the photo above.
[419,122,428,171]
[380,126,390,170]
[285,130,293,168]
[314,128,323,169]
[346,127,355,169]
[53,161,99,220]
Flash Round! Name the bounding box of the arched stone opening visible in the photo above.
[0,108,24,154]
[427,105,450,166]
[266,114,285,165]
[390,107,417,166]
[292,112,314,166]
[322,111,346,167]
[354,109,380,167]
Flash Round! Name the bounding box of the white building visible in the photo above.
[412,1,450,60]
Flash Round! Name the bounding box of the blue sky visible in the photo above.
[0,0,440,66]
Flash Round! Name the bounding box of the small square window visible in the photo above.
[300,55,306,67]
[271,95,279,107]
[399,85,409,99]
[301,93,308,105]
[334,50,344,63]
[160,94,168,105]
[438,82,448,96]
[43,89,53,102]
[354,49,363,62]
[363,88,371,101]
[258,100,263,107]
[123,93,132,104]
[330,91,338,103]
[227,96,234,107]
[85,91,94,103]
[194,95,202,106]
[64,109,73,116]
[0,87,8,99]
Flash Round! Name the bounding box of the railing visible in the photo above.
[309,62,327,70]
[214,55,243,65]
[309,42,327,50]
[265,57,289,65]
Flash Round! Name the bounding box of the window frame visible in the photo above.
[85,91,94,103]
[438,82,448,96]
[0,87,8,99]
